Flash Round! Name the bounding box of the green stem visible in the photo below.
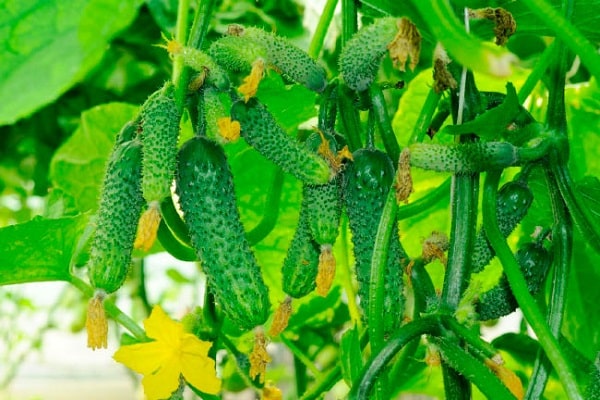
[348,315,442,400]
[396,178,451,220]
[520,0,600,82]
[517,41,558,103]
[69,276,147,341]
[410,88,442,144]
[341,0,358,46]
[367,186,398,399]
[483,170,583,400]
[338,85,363,151]
[308,0,338,59]
[172,0,190,85]
[246,167,284,245]
[434,336,516,400]
[280,334,323,378]
[300,365,341,400]
[440,315,497,361]
[369,84,400,162]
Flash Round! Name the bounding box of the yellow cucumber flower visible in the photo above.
[113,305,221,400]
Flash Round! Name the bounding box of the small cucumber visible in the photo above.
[88,139,144,294]
[230,98,331,185]
[176,136,270,331]
[281,205,320,299]
[203,86,239,143]
[409,141,518,173]
[470,180,534,274]
[139,84,180,204]
[209,34,269,73]
[477,239,552,320]
[343,147,407,336]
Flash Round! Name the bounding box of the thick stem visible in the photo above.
[308,0,338,59]
[369,84,401,162]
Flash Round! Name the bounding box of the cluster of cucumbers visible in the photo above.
[87,18,553,342]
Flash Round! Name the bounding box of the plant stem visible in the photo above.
[341,0,357,46]
[396,177,451,220]
[517,41,557,103]
[369,84,400,162]
[308,0,338,59]
[69,276,147,340]
[280,334,323,378]
[348,315,442,400]
[410,88,442,143]
[483,170,583,400]
[520,0,600,82]
[172,0,191,86]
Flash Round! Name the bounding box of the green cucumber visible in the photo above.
[176,136,270,331]
[230,98,331,185]
[470,180,534,274]
[339,17,399,92]
[242,27,327,92]
[409,141,518,173]
[281,205,320,299]
[477,239,552,321]
[203,86,238,143]
[140,84,181,204]
[343,147,407,336]
[209,33,269,73]
[88,139,144,294]
[175,44,230,90]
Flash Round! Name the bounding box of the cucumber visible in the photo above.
[470,180,534,274]
[176,136,270,331]
[281,205,320,299]
[230,98,332,185]
[409,141,518,173]
[476,239,552,320]
[209,33,269,73]
[343,147,407,336]
[88,139,144,294]
[203,87,239,143]
[165,39,230,90]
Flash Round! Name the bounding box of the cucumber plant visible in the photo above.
[3,1,600,400]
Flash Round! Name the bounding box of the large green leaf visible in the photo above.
[0,215,88,285]
[49,102,139,213]
[0,0,143,125]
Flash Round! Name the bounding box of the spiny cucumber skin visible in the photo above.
[470,181,534,274]
[203,87,232,142]
[281,204,320,298]
[140,86,180,203]
[477,241,551,320]
[343,148,407,336]
[243,27,327,92]
[209,35,269,72]
[302,131,342,245]
[176,136,270,330]
[89,140,144,294]
[230,99,331,185]
[339,17,399,92]
[180,47,230,90]
[115,120,139,145]
[409,142,518,173]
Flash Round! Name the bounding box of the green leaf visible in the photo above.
[49,102,139,213]
[340,325,363,385]
[575,176,600,226]
[0,215,88,285]
[0,0,143,125]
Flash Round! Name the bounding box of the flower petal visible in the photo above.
[141,355,182,400]
[144,305,184,346]
[180,336,221,395]
[113,341,169,375]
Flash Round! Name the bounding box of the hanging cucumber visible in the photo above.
[176,136,271,331]
[470,180,534,274]
[86,138,144,349]
[477,238,552,321]
[343,147,407,336]
[135,84,181,251]
[230,98,332,185]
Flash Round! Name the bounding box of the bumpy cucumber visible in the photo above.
[470,180,533,274]
[175,44,230,90]
[203,86,237,143]
[140,84,181,203]
[477,240,552,320]
[339,17,399,92]
[176,136,270,330]
[409,141,518,173]
[242,27,327,92]
[281,205,320,298]
[343,147,407,336]
[209,34,269,73]
[230,98,331,185]
[88,139,144,293]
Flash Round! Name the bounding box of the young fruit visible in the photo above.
[230,98,331,185]
[176,136,270,331]
[88,139,144,294]
[343,147,407,336]
[339,17,420,92]
[476,239,552,320]
[409,141,518,173]
[470,180,534,274]
[203,87,240,143]
[134,84,181,251]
